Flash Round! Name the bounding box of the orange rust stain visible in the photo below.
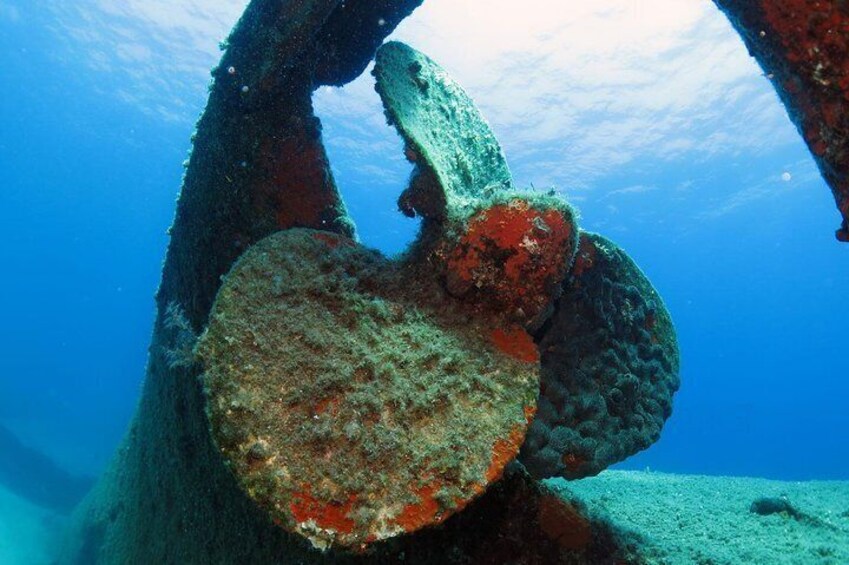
[561,453,586,475]
[491,326,539,363]
[392,482,442,532]
[485,421,528,484]
[482,406,536,484]
[754,1,849,240]
[313,396,341,415]
[272,138,335,230]
[644,311,659,344]
[537,493,592,550]
[289,486,356,534]
[571,237,597,278]
[644,311,656,331]
[312,231,353,249]
[404,145,419,163]
[253,127,340,232]
[499,208,570,281]
[445,200,573,320]
[446,406,537,509]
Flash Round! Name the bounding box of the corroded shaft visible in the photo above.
[57,1,423,562]
[714,0,849,241]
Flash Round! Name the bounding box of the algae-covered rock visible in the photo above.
[198,229,538,550]
[750,496,803,519]
[521,232,680,480]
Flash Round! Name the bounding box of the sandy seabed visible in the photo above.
[558,470,849,565]
[2,470,847,564]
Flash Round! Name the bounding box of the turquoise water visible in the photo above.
[0,0,846,560]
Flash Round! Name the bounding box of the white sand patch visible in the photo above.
[556,470,849,564]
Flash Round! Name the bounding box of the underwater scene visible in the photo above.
[0,0,847,563]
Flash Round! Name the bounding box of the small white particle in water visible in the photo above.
[781,172,792,182]
[241,85,249,93]
[378,18,386,26]
[227,66,236,75]
[240,161,248,168]
[759,30,766,37]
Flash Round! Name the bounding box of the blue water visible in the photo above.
[0,0,846,501]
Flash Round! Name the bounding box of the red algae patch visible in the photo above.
[485,417,534,484]
[289,488,357,535]
[445,199,576,328]
[391,482,443,533]
[491,327,539,364]
[570,236,597,279]
[198,229,539,550]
